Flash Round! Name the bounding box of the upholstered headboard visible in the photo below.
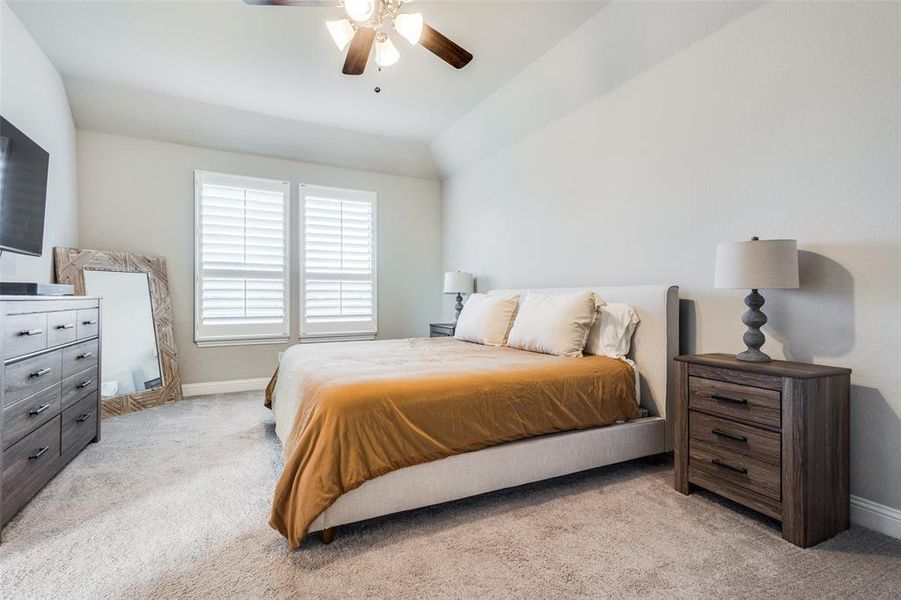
[489,285,679,450]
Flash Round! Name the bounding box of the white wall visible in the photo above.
[0,0,78,281]
[76,130,443,384]
[442,1,901,516]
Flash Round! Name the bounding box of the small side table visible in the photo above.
[429,323,456,338]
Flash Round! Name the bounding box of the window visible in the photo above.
[299,184,377,341]
[194,171,289,346]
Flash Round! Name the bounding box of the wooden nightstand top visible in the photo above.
[675,353,851,379]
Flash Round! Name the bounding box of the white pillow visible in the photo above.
[506,291,603,357]
[453,293,519,346]
[585,303,640,358]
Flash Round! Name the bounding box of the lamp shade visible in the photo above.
[715,239,799,290]
[443,271,474,295]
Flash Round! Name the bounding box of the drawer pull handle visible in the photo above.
[29,446,50,460]
[55,323,75,330]
[19,329,43,337]
[711,429,748,443]
[712,458,748,475]
[82,320,98,325]
[30,368,52,378]
[711,393,748,405]
[29,403,52,416]
[76,414,91,423]
[77,352,94,359]
[76,379,93,389]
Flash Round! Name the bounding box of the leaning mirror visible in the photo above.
[54,248,182,417]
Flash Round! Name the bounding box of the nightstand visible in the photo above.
[673,353,851,547]
[429,323,456,338]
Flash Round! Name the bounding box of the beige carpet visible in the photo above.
[1,392,898,599]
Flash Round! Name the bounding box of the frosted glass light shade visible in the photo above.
[344,0,375,22]
[394,12,423,45]
[326,19,355,51]
[375,37,400,67]
[715,239,799,290]
[443,271,474,294]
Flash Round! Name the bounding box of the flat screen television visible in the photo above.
[0,116,50,257]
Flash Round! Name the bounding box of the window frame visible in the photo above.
[193,170,291,347]
[298,183,378,343]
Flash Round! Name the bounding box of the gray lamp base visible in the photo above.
[737,289,772,363]
[453,293,464,323]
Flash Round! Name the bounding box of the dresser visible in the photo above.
[673,353,851,548]
[1,296,102,530]
[429,323,456,338]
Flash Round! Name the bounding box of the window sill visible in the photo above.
[195,337,289,348]
[299,333,376,344]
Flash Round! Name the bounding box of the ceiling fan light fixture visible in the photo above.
[344,0,375,23]
[393,12,423,45]
[375,37,400,68]
[326,19,355,51]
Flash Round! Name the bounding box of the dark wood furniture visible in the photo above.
[429,322,456,338]
[674,353,851,548]
[1,296,102,532]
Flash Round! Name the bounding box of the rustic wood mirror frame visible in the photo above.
[54,247,182,418]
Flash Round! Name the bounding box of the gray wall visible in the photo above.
[76,131,443,384]
[442,2,901,512]
[0,0,78,282]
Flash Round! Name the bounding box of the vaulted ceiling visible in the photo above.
[8,1,603,143]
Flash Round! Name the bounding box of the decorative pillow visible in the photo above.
[506,291,603,357]
[453,293,519,347]
[584,303,640,358]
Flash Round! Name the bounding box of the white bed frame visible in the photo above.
[308,285,679,537]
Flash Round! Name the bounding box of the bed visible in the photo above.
[267,285,679,548]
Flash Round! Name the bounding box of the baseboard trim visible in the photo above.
[181,377,270,397]
[851,495,901,539]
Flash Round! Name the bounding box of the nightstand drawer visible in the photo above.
[689,376,781,428]
[429,323,455,338]
[690,441,781,501]
[689,411,780,466]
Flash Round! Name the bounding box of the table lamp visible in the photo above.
[443,271,474,322]
[714,237,799,362]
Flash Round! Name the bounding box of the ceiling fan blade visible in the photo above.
[242,0,333,6]
[419,24,473,69]
[343,27,376,75]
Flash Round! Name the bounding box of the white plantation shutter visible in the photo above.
[299,184,377,339]
[194,171,289,345]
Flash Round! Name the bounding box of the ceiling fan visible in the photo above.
[244,0,474,75]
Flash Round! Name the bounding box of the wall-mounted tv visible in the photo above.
[0,116,50,257]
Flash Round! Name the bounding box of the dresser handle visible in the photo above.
[76,414,91,423]
[711,394,748,405]
[711,429,748,443]
[19,329,43,336]
[29,403,52,416]
[82,319,98,325]
[712,458,748,475]
[29,446,50,460]
[77,352,94,359]
[55,323,75,330]
[30,368,52,378]
[76,379,93,389]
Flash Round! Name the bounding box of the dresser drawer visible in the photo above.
[689,376,781,428]
[2,312,48,359]
[3,350,63,408]
[690,441,781,501]
[1,416,61,524]
[62,393,98,457]
[76,309,99,340]
[62,339,99,378]
[61,366,98,410]
[2,384,62,449]
[689,410,781,466]
[47,310,79,347]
